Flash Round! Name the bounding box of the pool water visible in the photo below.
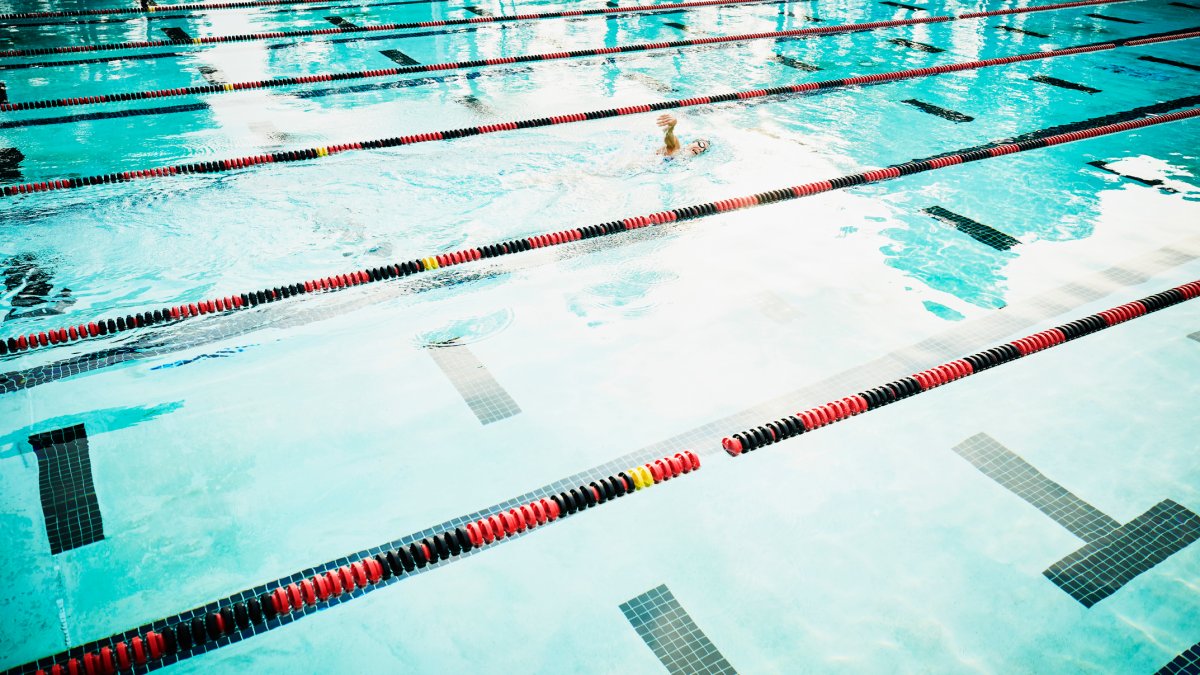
[0,0,1198,671]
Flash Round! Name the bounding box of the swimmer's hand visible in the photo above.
[657,114,680,154]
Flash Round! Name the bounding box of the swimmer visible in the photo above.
[655,114,710,158]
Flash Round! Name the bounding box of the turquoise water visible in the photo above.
[0,0,1198,671]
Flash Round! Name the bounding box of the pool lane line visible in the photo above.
[0,0,1135,114]
[2,94,1196,360]
[1,24,1193,202]
[0,0,446,21]
[0,0,782,58]
[720,280,1200,456]
[4,452,702,675]
[0,0,446,26]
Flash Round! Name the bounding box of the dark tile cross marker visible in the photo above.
[881,0,925,10]
[889,37,944,53]
[1029,74,1101,93]
[664,21,689,30]
[1085,12,1143,23]
[1087,160,1177,193]
[1138,55,1200,72]
[325,16,357,27]
[924,206,1020,250]
[773,53,820,71]
[425,339,521,425]
[0,81,7,104]
[953,434,1200,607]
[1189,331,1200,343]
[380,48,420,65]
[464,5,494,16]
[620,584,737,675]
[901,98,972,122]
[196,64,226,85]
[28,424,105,555]
[997,25,1051,38]
[160,27,192,41]
[1170,1,1200,8]
[1156,641,1200,674]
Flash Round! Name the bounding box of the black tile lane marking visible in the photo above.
[881,0,925,10]
[0,146,22,180]
[664,20,689,29]
[1157,642,1200,674]
[1139,54,1200,71]
[620,585,737,675]
[773,53,820,70]
[0,51,185,72]
[324,15,357,27]
[1171,1,1200,8]
[379,48,419,65]
[0,103,210,130]
[0,82,7,104]
[3,94,1199,370]
[952,435,1200,607]
[464,4,495,15]
[1086,160,1177,192]
[888,37,944,52]
[1189,331,1200,342]
[900,98,974,122]
[923,206,1019,250]
[0,0,448,23]
[160,26,192,41]
[997,24,1051,37]
[4,442,697,674]
[425,339,521,425]
[0,0,441,27]
[28,423,105,555]
[952,434,1120,543]
[196,64,226,85]
[1044,500,1200,607]
[1029,73,1101,92]
[1085,11,1142,22]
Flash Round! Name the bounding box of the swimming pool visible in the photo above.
[0,0,1198,670]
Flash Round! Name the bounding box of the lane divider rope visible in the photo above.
[721,280,1200,455]
[0,0,779,58]
[0,0,443,21]
[9,452,702,675]
[0,0,1139,113]
[2,26,1192,202]
[1,94,1196,358]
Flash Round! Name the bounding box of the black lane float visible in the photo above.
[722,282,1200,455]
[0,0,1138,113]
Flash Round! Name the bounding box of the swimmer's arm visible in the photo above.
[657,114,680,153]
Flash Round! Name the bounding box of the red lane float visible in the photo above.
[0,0,778,58]
[0,0,1146,109]
[16,452,701,675]
[722,281,1200,456]
[5,28,1195,200]
[2,100,1197,359]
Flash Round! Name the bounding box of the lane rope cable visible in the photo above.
[0,0,785,58]
[1,94,1196,357]
[0,0,1142,113]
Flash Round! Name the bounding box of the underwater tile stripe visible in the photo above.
[0,0,780,58]
[0,0,1120,113]
[1043,500,1200,607]
[3,27,1194,199]
[997,24,1052,37]
[28,424,105,555]
[379,47,420,65]
[1139,54,1200,71]
[0,0,445,26]
[1029,74,1101,93]
[901,98,973,121]
[1157,641,1200,674]
[1085,11,1143,22]
[425,341,521,424]
[720,279,1200,456]
[880,1,925,10]
[923,206,1020,250]
[0,0,445,21]
[3,91,1199,361]
[1086,160,1174,189]
[951,433,1120,543]
[2,452,702,675]
[621,585,737,674]
[0,51,185,72]
[889,37,945,52]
